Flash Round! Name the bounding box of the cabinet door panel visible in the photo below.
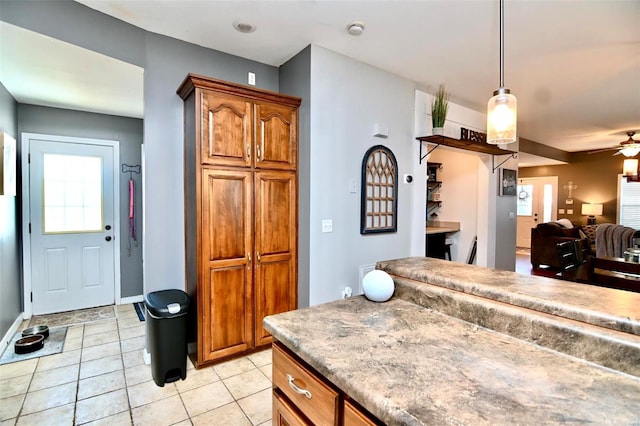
[202,265,252,360]
[202,169,252,261]
[201,91,252,167]
[200,169,253,362]
[273,390,311,426]
[344,400,378,426]
[255,256,291,344]
[255,102,297,170]
[255,171,297,345]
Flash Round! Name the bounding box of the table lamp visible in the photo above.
[581,203,603,225]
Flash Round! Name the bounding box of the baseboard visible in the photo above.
[1,314,24,355]
[119,295,144,304]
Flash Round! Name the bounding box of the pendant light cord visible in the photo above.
[499,0,505,88]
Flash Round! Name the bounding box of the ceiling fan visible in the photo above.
[587,131,640,157]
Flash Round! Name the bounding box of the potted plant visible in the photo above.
[431,85,449,136]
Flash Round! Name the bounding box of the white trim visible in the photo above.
[119,295,144,304]
[0,314,24,354]
[21,133,121,316]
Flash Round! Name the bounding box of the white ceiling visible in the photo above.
[2,0,638,162]
[0,22,144,119]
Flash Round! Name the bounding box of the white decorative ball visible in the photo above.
[362,270,395,302]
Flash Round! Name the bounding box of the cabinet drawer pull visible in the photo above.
[286,374,312,399]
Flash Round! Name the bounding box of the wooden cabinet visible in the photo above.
[198,88,297,170]
[179,74,301,367]
[344,400,377,426]
[272,342,381,426]
[273,389,310,426]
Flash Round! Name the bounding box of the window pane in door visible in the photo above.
[517,184,533,216]
[543,184,553,223]
[43,154,103,233]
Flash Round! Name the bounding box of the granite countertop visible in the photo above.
[264,257,640,425]
[377,257,640,336]
[264,297,640,425]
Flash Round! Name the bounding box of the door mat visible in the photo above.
[134,302,146,321]
[29,305,115,328]
[0,326,68,365]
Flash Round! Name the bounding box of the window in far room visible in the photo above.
[618,175,640,228]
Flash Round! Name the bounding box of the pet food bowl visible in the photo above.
[15,334,45,354]
[22,325,50,340]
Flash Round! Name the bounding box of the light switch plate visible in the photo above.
[559,209,565,214]
[322,219,333,233]
[567,209,573,214]
[349,179,357,193]
[248,72,256,85]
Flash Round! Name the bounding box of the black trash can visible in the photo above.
[145,289,190,387]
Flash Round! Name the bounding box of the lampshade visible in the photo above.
[623,159,639,176]
[620,145,640,158]
[581,203,603,216]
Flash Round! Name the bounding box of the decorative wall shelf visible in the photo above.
[417,135,517,172]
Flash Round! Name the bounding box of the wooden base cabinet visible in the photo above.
[179,74,300,367]
[272,342,381,426]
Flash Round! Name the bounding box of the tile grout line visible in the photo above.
[116,312,136,425]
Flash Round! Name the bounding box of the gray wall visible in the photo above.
[1,1,280,298]
[308,45,417,304]
[142,32,278,294]
[279,46,311,308]
[0,82,21,338]
[17,105,144,297]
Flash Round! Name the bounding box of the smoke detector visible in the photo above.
[233,20,256,34]
[347,21,365,36]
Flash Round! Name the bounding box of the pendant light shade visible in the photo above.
[487,0,517,145]
[487,88,517,144]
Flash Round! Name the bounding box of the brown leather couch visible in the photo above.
[530,222,584,269]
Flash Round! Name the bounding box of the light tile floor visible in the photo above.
[0,304,273,425]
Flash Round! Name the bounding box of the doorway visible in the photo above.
[22,133,120,316]
[516,176,558,248]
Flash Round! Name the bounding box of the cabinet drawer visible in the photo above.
[273,343,338,425]
[273,389,311,426]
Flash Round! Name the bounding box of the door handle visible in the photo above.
[105,236,112,241]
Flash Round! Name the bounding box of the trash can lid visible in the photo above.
[145,289,189,318]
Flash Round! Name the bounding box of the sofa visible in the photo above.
[530,221,585,269]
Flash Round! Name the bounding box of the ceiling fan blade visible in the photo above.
[586,146,619,154]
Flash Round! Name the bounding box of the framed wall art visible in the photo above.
[361,145,398,234]
[499,168,517,197]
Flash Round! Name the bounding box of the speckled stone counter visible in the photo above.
[264,257,640,425]
[377,257,640,336]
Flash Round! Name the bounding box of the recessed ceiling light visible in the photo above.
[233,20,256,34]
[347,21,365,36]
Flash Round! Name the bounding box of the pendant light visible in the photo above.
[487,0,517,144]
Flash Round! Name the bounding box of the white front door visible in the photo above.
[28,136,117,315]
[516,176,558,248]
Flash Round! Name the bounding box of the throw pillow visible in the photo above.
[556,218,574,229]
